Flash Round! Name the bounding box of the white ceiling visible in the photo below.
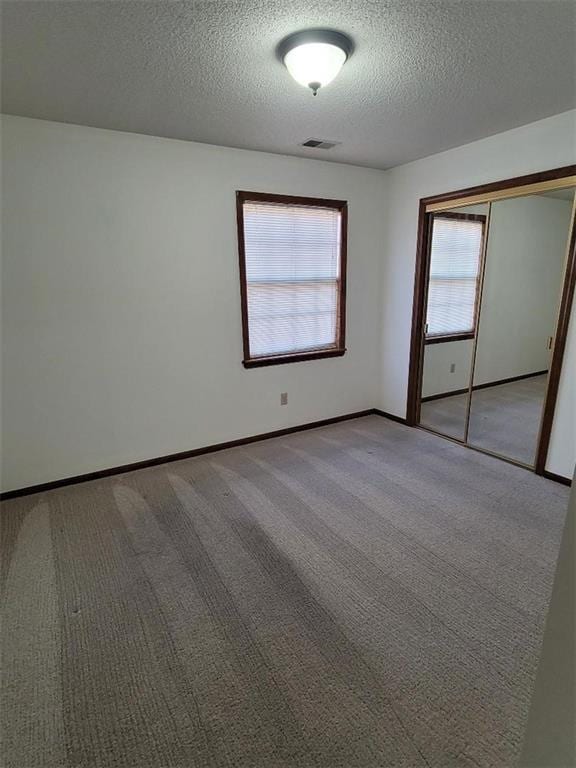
[2,0,575,170]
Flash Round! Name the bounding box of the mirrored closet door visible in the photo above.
[467,189,574,466]
[411,167,576,474]
[420,203,488,442]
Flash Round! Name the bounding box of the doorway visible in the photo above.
[407,166,576,479]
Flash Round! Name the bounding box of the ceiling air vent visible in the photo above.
[300,138,340,150]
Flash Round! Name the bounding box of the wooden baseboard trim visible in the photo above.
[473,369,549,392]
[542,470,572,487]
[373,409,408,424]
[1,409,384,501]
[422,387,469,403]
[5,405,561,499]
[422,370,549,403]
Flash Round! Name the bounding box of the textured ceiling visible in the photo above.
[2,0,575,169]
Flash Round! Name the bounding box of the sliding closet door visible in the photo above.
[467,189,575,466]
[419,203,488,440]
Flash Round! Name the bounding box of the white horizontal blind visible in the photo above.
[242,201,342,358]
[426,216,483,337]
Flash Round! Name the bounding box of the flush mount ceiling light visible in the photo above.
[278,29,353,96]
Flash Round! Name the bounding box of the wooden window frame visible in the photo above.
[424,211,487,345]
[236,190,348,368]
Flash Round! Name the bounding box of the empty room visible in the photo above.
[1,2,575,767]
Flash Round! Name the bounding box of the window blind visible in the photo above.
[241,200,343,359]
[426,216,484,337]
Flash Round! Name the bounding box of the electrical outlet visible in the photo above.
[450,363,456,373]
[280,392,288,406]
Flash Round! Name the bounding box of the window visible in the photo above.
[236,191,347,367]
[425,212,486,343]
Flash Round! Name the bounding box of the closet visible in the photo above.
[408,167,576,476]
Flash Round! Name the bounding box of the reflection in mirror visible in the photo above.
[468,188,575,465]
[419,203,489,440]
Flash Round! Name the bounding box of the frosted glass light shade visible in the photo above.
[284,42,347,93]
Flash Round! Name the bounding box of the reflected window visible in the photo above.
[426,213,486,343]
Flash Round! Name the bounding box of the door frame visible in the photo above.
[406,165,576,478]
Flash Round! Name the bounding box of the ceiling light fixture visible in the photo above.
[278,29,353,96]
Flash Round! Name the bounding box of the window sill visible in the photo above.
[243,348,346,368]
[425,332,475,345]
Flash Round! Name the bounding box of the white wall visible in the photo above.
[2,111,575,490]
[547,309,576,480]
[380,109,576,477]
[422,195,572,398]
[474,195,571,384]
[1,116,386,492]
[520,469,576,766]
[422,340,472,398]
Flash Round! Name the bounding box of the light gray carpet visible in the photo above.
[420,375,548,465]
[1,415,569,768]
